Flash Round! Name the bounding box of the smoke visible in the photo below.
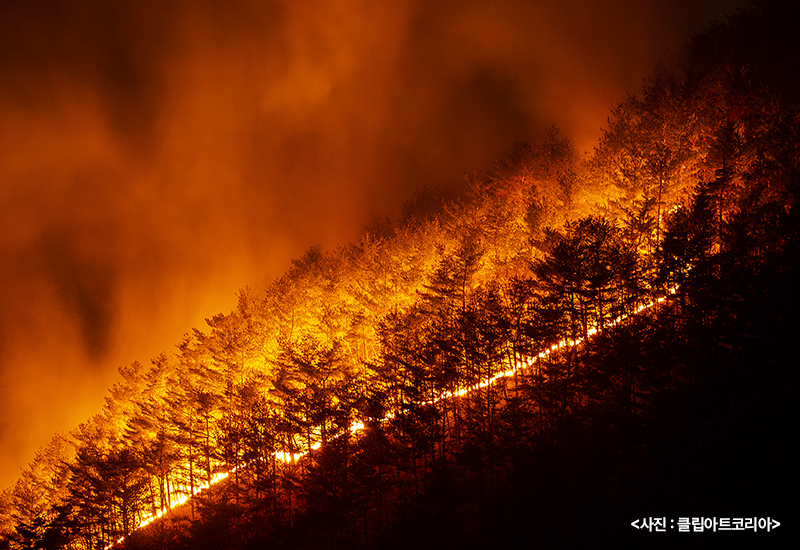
[0,0,743,488]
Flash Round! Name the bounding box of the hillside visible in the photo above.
[1,1,798,548]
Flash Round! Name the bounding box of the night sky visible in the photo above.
[0,0,743,489]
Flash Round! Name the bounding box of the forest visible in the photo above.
[1,1,797,548]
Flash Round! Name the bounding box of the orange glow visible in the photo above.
[0,0,733,494]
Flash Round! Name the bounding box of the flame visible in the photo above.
[105,285,678,548]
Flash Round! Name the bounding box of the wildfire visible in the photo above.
[106,285,678,548]
[425,285,678,406]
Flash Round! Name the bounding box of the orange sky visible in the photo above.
[0,0,744,489]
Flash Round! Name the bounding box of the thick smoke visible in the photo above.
[0,0,743,488]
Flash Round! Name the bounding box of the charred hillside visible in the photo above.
[1,1,798,549]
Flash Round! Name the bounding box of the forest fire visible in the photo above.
[2,2,797,549]
[104,285,680,548]
[0,0,746,497]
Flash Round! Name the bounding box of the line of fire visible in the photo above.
[104,283,679,549]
